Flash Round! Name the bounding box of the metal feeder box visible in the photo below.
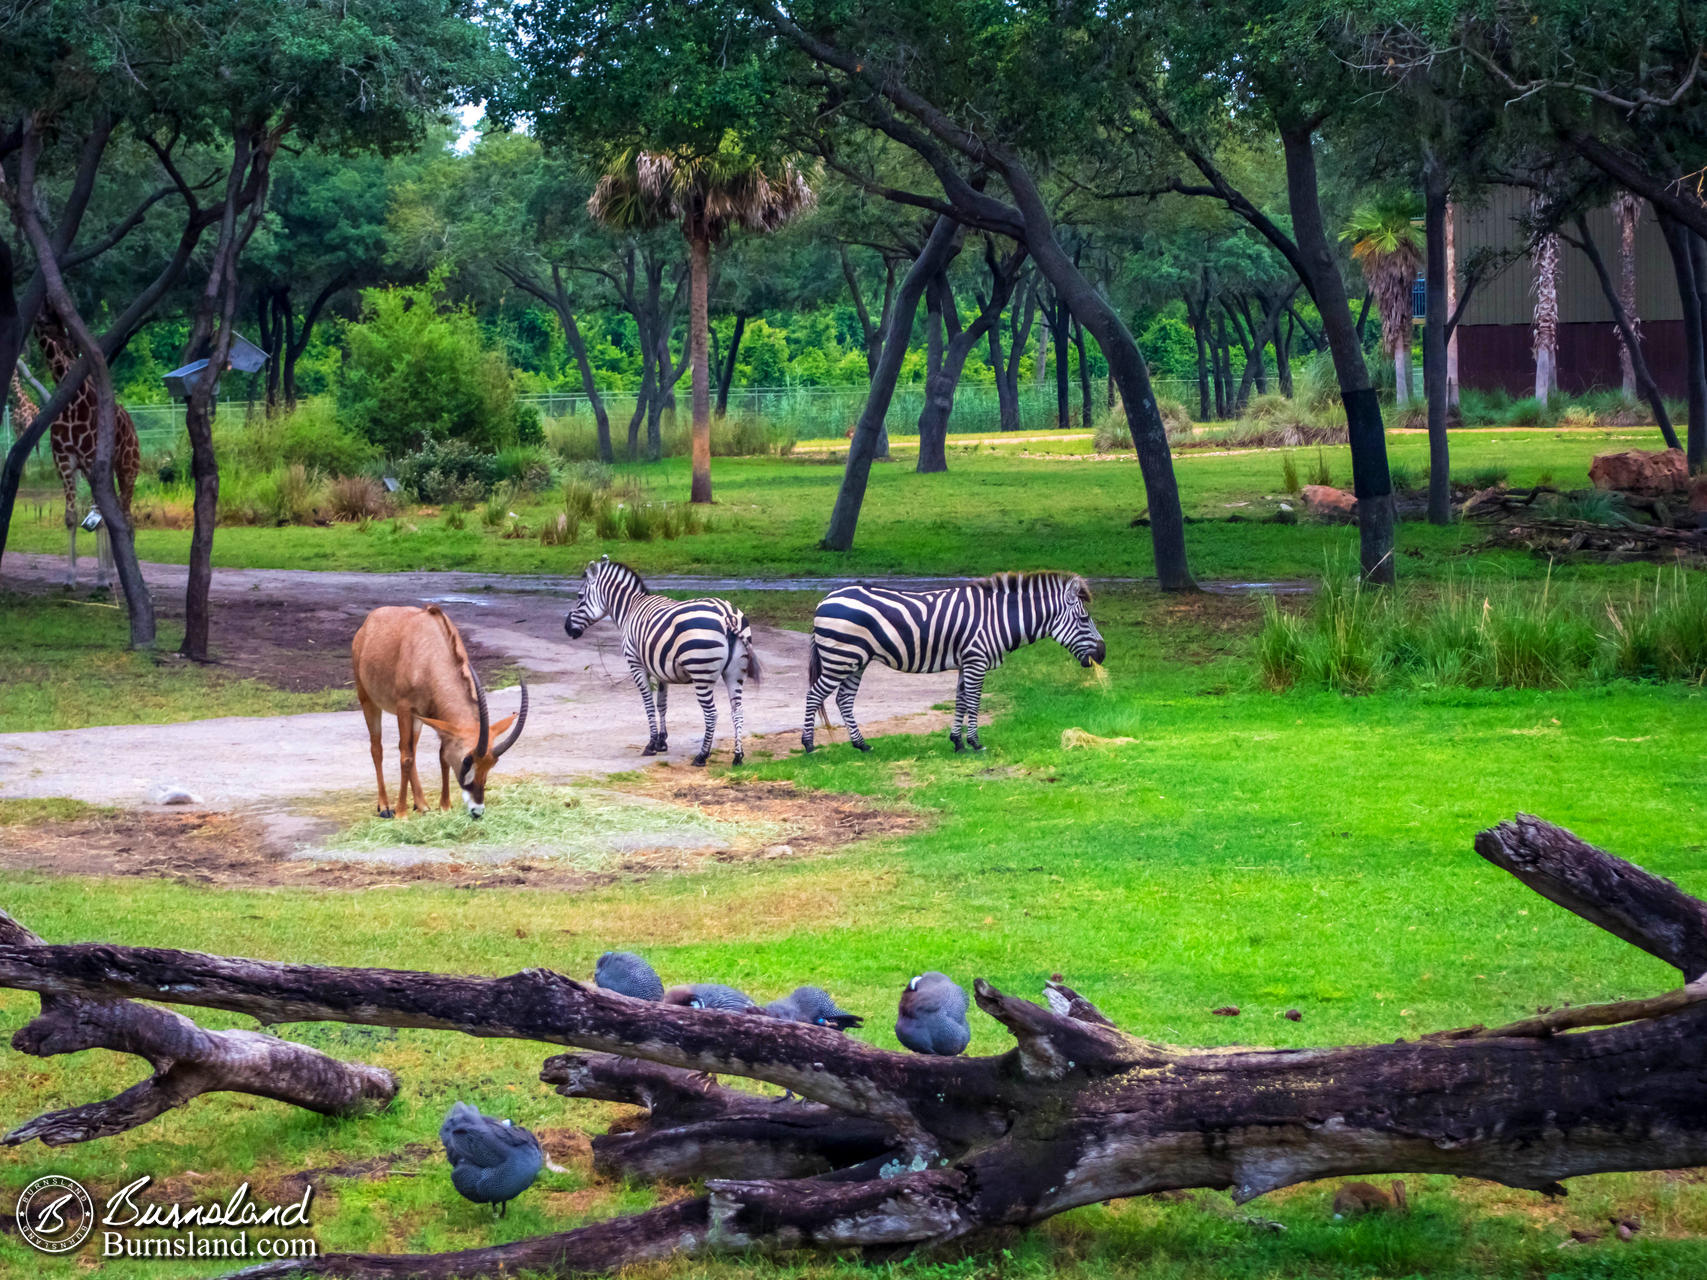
[163,332,269,399]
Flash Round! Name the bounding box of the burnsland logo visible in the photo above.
[15,1175,318,1259]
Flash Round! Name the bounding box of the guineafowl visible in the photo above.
[439,1101,545,1218]
[664,982,761,1013]
[895,971,970,1055]
[595,950,664,1001]
[764,985,864,1030]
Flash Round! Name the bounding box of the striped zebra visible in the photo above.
[803,572,1105,754]
[564,556,761,766]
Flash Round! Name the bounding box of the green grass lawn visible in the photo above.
[2,589,1705,1277]
[4,427,1673,583]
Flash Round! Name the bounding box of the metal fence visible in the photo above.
[2,379,1206,464]
[521,377,1201,440]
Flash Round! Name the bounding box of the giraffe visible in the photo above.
[19,307,142,589]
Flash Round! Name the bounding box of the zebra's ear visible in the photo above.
[600,553,611,562]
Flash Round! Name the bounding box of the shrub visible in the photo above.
[1600,573,1707,682]
[1387,460,1420,493]
[623,502,660,542]
[493,445,556,494]
[327,475,391,522]
[538,510,580,547]
[395,438,500,505]
[1502,397,1546,427]
[258,463,322,526]
[1091,409,1129,453]
[1559,403,1598,429]
[213,399,378,477]
[1293,350,1342,413]
[443,505,468,531]
[336,273,524,455]
[482,484,516,529]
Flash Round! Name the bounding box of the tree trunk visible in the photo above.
[1276,312,1294,398]
[822,217,960,550]
[1001,163,1193,589]
[1571,215,1678,450]
[1075,320,1092,428]
[1532,222,1560,408]
[987,320,1017,431]
[1189,285,1212,421]
[1422,153,1452,526]
[918,257,1022,473]
[1212,312,1231,419]
[1035,305,1048,385]
[1445,199,1460,409]
[1658,211,1707,472]
[1613,194,1642,401]
[561,308,612,464]
[1280,123,1393,584]
[1052,297,1070,428]
[688,234,712,503]
[6,818,1707,1280]
[924,280,944,385]
[716,312,746,418]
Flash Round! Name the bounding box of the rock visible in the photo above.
[149,784,203,806]
[1211,1005,1240,1017]
[1301,485,1357,522]
[1690,475,1707,514]
[1283,1008,1302,1022]
[1589,448,1687,494]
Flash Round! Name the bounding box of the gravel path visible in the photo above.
[0,556,948,810]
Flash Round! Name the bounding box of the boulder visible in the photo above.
[1589,448,1688,494]
[1690,475,1707,515]
[1301,484,1357,522]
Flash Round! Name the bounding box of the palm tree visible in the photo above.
[589,140,815,502]
[1342,200,1424,405]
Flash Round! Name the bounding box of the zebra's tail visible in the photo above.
[728,613,761,687]
[806,640,831,729]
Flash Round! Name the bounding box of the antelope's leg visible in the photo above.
[406,719,429,815]
[439,751,452,811]
[360,691,393,818]
[395,705,418,815]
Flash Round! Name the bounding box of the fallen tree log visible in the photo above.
[0,910,396,1146]
[0,816,1702,1280]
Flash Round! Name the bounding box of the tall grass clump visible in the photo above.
[1307,448,1332,487]
[1601,570,1707,682]
[1280,453,1301,495]
[482,483,515,529]
[327,475,391,522]
[258,463,323,526]
[592,497,623,540]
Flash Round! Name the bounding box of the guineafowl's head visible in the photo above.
[1049,576,1106,667]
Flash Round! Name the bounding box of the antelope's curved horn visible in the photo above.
[495,681,529,758]
[472,666,490,759]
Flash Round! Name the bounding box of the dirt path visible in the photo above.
[0,555,948,811]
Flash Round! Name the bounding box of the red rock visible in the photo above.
[1689,475,1707,514]
[1301,485,1357,522]
[1589,448,1687,494]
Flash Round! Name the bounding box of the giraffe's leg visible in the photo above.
[359,691,393,818]
[630,659,662,754]
[727,668,746,766]
[801,664,844,753]
[691,679,718,766]
[962,660,990,751]
[949,671,968,751]
[835,670,871,753]
[61,466,78,589]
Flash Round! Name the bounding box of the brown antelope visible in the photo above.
[351,605,528,818]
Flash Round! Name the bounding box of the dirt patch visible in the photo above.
[0,773,923,892]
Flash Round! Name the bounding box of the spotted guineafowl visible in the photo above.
[895,971,970,1055]
[665,982,761,1013]
[595,950,664,1001]
[439,1102,544,1217]
[764,985,863,1030]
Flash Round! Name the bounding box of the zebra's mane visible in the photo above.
[973,571,1086,598]
[602,558,650,595]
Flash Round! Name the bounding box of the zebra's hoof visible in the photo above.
[969,741,986,752]
[691,753,709,767]
[853,741,873,753]
[949,735,964,753]
[801,739,816,754]
[732,752,744,766]
[641,743,658,757]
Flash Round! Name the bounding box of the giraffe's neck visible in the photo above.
[36,324,73,381]
[8,372,38,424]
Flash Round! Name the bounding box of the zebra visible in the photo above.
[802,572,1105,754]
[563,556,761,766]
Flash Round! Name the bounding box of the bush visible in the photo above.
[1092,399,1192,452]
[1601,572,1707,682]
[395,438,501,505]
[493,445,556,494]
[257,463,322,526]
[623,502,660,542]
[1293,350,1342,413]
[337,274,524,455]
[327,475,391,522]
[592,498,622,540]
[214,399,377,477]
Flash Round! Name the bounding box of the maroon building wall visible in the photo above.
[1456,320,1688,399]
